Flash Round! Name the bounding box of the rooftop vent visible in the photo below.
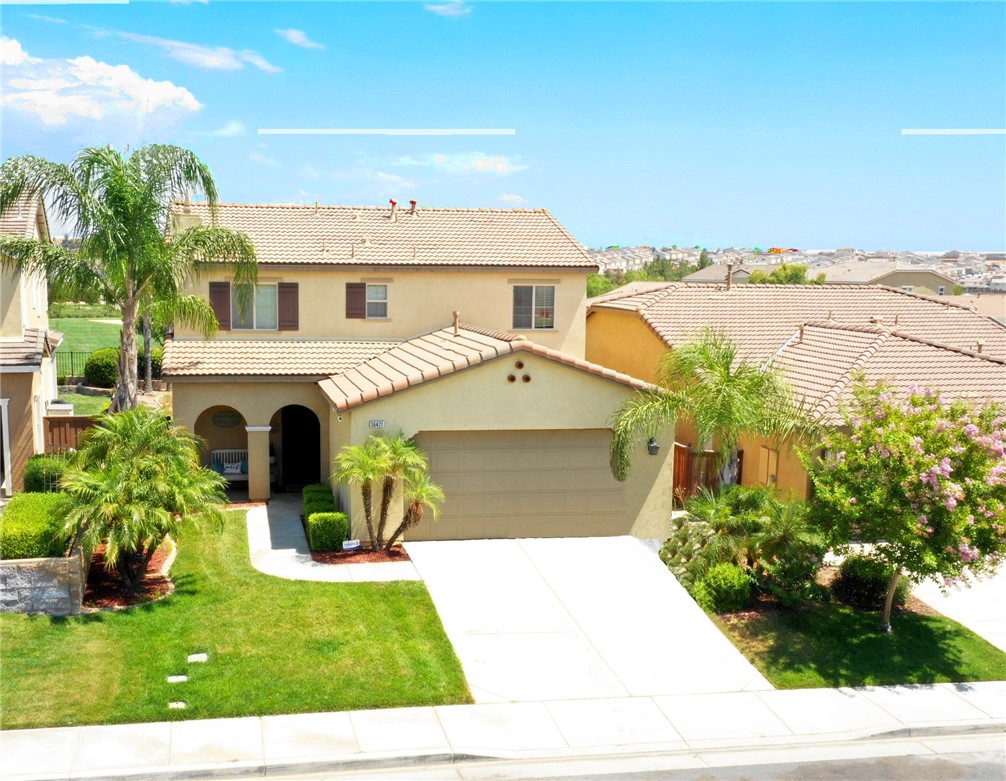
[410,199,418,215]
[389,199,398,222]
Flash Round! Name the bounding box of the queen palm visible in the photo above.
[610,328,803,484]
[375,434,428,549]
[334,438,391,550]
[0,145,257,410]
[385,471,445,550]
[59,407,227,593]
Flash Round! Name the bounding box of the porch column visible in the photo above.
[246,425,272,502]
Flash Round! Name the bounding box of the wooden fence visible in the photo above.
[672,444,744,506]
[44,416,97,453]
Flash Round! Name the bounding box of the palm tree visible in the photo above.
[375,434,428,549]
[385,471,445,550]
[140,288,219,391]
[0,145,257,410]
[334,439,391,550]
[610,328,801,484]
[59,408,227,593]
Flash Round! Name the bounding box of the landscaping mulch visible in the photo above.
[83,543,173,610]
[311,545,411,565]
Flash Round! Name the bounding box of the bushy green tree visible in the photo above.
[803,378,1006,631]
[59,408,226,592]
[746,263,826,285]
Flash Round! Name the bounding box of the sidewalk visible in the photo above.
[2,682,1002,781]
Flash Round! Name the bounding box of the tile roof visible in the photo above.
[162,339,400,377]
[0,195,42,239]
[681,264,769,282]
[318,323,651,412]
[588,283,1006,362]
[770,323,1006,424]
[815,259,955,285]
[0,328,61,368]
[171,202,596,269]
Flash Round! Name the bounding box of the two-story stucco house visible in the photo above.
[163,201,673,541]
[0,197,62,496]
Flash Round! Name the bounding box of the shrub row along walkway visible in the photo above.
[246,494,420,582]
[4,682,1003,781]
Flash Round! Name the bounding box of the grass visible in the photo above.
[56,392,111,416]
[0,511,471,729]
[49,303,119,319]
[713,600,1006,689]
[51,317,121,354]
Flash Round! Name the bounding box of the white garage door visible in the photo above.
[408,429,628,540]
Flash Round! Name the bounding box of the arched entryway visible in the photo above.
[194,405,248,466]
[270,404,321,488]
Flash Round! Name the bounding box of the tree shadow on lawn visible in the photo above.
[744,602,1006,687]
[42,573,199,626]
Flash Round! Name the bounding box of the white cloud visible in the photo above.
[27,14,68,24]
[1,37,201,126]
[169,0,209,4]
[250,150,280,167]
[395,152,526,176]
[500,193,525,203]
[298,164,322,179]
[196,120,245,137]
[116,31,281,73]
[275,28,324,50]
[425,1,471,17]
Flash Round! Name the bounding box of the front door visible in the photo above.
[281,405,320,486]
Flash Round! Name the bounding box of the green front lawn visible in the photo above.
[56,392,111,416]
[51,317,121,354]
[714,601,1006,689]
[49,303,119,319]
[0,511,471,728]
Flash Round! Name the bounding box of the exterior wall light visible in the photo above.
[647,437,660,456]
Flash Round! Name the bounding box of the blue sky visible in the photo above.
[2,2,1004,250]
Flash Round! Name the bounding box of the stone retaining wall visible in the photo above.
[0,541,89,616]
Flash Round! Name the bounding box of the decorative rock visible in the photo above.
[167,675,188,683]
[168,702,187,709]
[187,653,208,663]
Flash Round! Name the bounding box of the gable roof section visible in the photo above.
[162,339,400,377]
[319,324,651,412]
[171,202,595,269]
[0,328,61,368]
[770,323,1006,424]
[817,259,955,285]
[0,195,46,240]
[588,283,1006,362]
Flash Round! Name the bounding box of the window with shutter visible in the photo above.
[209,282,231,330]
[278,283,299,330]
[346,283,366,318]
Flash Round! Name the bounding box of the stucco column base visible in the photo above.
[246,426,271,502]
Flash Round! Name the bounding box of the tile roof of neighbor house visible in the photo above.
[770,323,1006,424]
[0,328,62,367]
[162,339,400,377]
[170,202,596,269]
[318,323,652,412]
[588,283,1006,362]
[0,194,45,239]
[680,263,771,283]
[815,259,956,285]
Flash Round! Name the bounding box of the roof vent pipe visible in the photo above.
[410,199,417,215]
[798,324,805,343]
[726,262,734,290]
[453,310,460,336]
[976,340,985,354]
[389,199,398,222]
[870,315,884,324]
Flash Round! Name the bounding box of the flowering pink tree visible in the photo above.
[804,378,1006,632]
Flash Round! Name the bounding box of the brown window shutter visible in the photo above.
[209,282,231,330]
[278,283,299,331]
[346,283,366,319]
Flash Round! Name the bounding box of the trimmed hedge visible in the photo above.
[302,484,336,522]
[832,554,909,611]
[23,453,69,493]
[692,562,751,613]
[307,512,349,552]
[137,347,163,379]
[0,493,67,560]
[84,347,119,388]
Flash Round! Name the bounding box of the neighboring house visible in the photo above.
[812,260,956,297]
[681,263,771,284]
[164,202,673,540]
[586,283,1006,500]
[0,197,62,496]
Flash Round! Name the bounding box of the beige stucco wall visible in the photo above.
[873,273,953,297]
[328,351,673,541]
[585,308,666,383]
[177,266,589,357]
[1,371,41,494]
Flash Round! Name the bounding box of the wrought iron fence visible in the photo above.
[56,351,90,378]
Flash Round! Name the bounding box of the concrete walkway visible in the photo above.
[405,537,771,702]
[246,495,420,582]
[913,570,1006,653]
[2,682,1001,781]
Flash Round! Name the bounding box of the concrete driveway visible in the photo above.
[913,570,1006,653]
[405,536,771,703]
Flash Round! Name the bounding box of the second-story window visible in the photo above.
[232,284,278,330]
[366,284,388,319]
[513,285,555,330]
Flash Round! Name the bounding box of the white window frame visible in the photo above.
[231,284,278,331]
[901,285,914,293]
[938,286,946,296]
[365,284,389,319]
[0,398,11,496]
[512,285,556,330]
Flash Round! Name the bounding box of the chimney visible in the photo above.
[389,199,398,222]
[726,262,734,290]
[183,192,192,214]
[798,324,805,343]
[410,199,417,215]
[452,310,460,336]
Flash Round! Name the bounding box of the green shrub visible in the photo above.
[307,512,348,552]
[832,554,909,611]
[23,454,69,493]
[136,347,163,379]
[0,493,68,559]
[303,497,336,519]
[84,347,119,388]
[303,484,333,499]
[693,562,751,613]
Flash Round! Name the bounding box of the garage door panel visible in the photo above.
[410,430,629,541]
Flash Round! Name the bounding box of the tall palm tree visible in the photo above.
[0,145,257,410]
[59,408,227,593]
[140,287,218,391]
[375,434,428,549]
[385,471,445,550]
[334,439,391,550]
[610,328,801,483]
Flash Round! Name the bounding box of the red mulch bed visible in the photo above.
[83,543,173,610]
[311,546,410,565]
[225,502,268,509]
